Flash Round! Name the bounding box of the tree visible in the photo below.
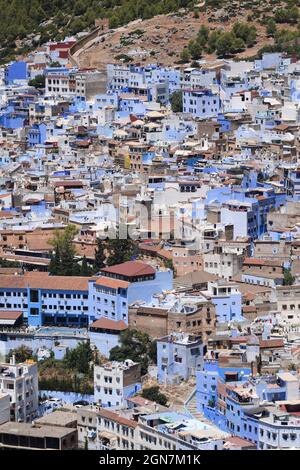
[109,15,119,29]
[148,340,157,364]
[170,90,183,113]
[232,22,257,47]
[266,19,277,37]
[283,268,295,286]
[106,239,137,266]
[28,74,45,89]
[74,0,86,16]
[70,17,86,35]
[0,258,20,268]
[80,255,91,276]
[180,48,190,63]
[216,32,236,57]
[49,225,79,276]
[197,25,209,47]
[94,238,106,272]
[49,248,61,276]
[188,40,202,60]
[8,346,34,363]
[207,30,222,53]
[164,258,176,275]
[232,37,245,53]
[141,386,168,406]
[275,7,299,24]
[63,342,93,375]
[109,329,156,375]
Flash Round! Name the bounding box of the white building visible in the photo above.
[0,356,39,422]
[181,67,217,90]
[94,360,141,409]
[258,411,300,450]
[0,393,10,424]
[183,89,221,119]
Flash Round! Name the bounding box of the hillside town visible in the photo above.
[1,35,300,453]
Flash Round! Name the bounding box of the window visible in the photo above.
[30,308,39,316]
[30,290,39,303]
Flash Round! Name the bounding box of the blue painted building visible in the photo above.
[206,280,243,323]
[27,123,47,147]
[5,61,28,84]
[0,261,173,327]
[157,333,204,384]
[196,358,299,446]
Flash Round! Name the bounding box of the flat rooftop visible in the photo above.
[0,421,75,439]
[35,410,77,427]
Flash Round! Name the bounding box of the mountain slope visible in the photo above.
[0,0,194,61]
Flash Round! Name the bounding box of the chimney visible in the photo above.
[10,355,16,366]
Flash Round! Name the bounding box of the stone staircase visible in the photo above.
[185,389,212,424]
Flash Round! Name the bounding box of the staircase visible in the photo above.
[184,389,211,424]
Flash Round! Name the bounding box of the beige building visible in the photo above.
[0,421,77,450]
[254,239,291,263]
[129,297,216,342]
[203,247,244,281]
[275,284,300,325]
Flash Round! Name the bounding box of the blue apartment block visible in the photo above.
[27,123,47,147]
[157,333,204,384]
[0,262,173,327]
[5,61,28,84]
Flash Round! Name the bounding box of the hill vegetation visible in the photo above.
[2,1,300,63]
[0,0,195,61]
[181,22,257,59]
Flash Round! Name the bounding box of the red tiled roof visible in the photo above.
[0,273,94,291]
[230,337,248,343]
[98,408,138,429]
[0,211,14,218]
[242,306,257,312]
[95,276,129,289]
[53,181,84,188]
[225,436,255,448]
[0,311,22,320]
[259,339,284,349]
[101,261,155,277]
[90,318,127,331]
[243,257,282,267]
[127,396,156,406]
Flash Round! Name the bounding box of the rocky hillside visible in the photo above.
[0,0,194,62]
[2,0,300,65]
[74,0,300,69]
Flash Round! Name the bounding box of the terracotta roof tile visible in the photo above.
[98,409,138,428]
[0,311,22,320]
[0,273,94,291]
[101,261,155,277]
[95,276,129,289]
[90,318,127,331]
[259,339,284,349]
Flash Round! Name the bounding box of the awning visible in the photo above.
[0,311,23,326]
